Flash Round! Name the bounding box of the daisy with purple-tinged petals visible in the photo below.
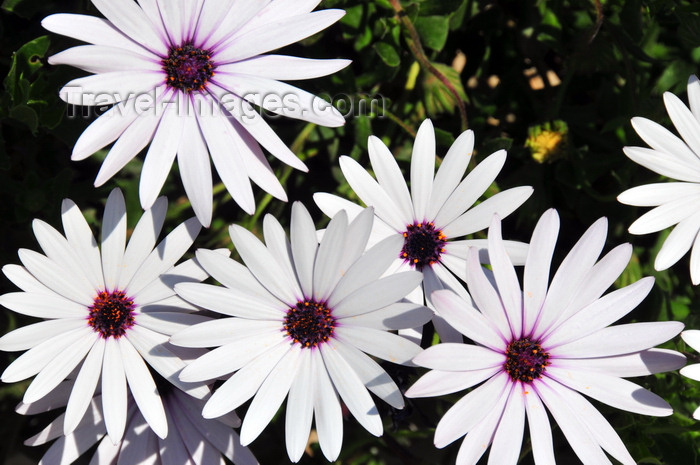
[314,119,533,342]
[0,188,212,443]
[18,381,258,465]
[680,330,700,419]
[618,75,700,284]
[406,209,685,465]
[43,0,349,226]
[170,202,432,462]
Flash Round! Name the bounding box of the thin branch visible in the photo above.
[388,0,468,131]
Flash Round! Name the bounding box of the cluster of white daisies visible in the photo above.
[3,1,700,464]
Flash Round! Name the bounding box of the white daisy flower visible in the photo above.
[680,330,700,419]
[170,203,432,462]
[18,382,258,465]
[42,0,349,226]
[406,209,686,465]
[0,188,211,443]
[618,75,700,284]
[314,119,533,342]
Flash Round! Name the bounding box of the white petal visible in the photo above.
[179,330,283,382]
[665,90,700,156]
[0,318,84,351]
[340,302,431,331]
[523,388,555,465]
[433,373,509,448]
[175,282,284,319]
[50,45,161,74]
[2,328,89,383]
[656,209,700,270]
[60,72,163,106]
[102,337,128,443]
[622,145,700,182]
[214,10,344,64]
[522,209,559,335]
[553,321,683,358]
[2,264,54,295]
[464,248,512,341]
[321,342,382,436]
[328,235,403,308]
[127,325,209,399]
[535,379,612,464]
[631,115,700,166]
[410,119,436,221]
[405,366,498,398]
[140,103,183,209]
[23,330,97,404]
[336,325,424,365]
[312,211,348,300]
[177,113,213,227]
[64,338,105,435]
[18,249,94,306]
[202,341,290,418]
[42,14,150,54]
[126,217,201,297]
[628,194,700,235]
[118,197,167,289]
[240,346,300,445]
[196,96,256,214]
[332,271,423,318]
[488,383,525,465]
[534,217,608,339]
[367,136,414,233]
[333,340,404,408]
[433,150,506,228]
[413,343,504,371]
[339,155,410,231]
[101,189,127,289]
[426,129,473,220]
[618,182,700,206]
[543,277,655,348]
[119,337,167,438]
[442,186,533,237]
[221,54,349,83]
[556,349,686,377]
[431,289,505,351]
[682,329,700,352]
[61,199,104,290]
[312,350,343,461]
[0,291,86,319]
[487,216,523,338]
[229,224,298,303]
[546,367,672,416]
[91,0,167,55]
[285,352,314,462]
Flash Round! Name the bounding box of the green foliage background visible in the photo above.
[1,0,700,463]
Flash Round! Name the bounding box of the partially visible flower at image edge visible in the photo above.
[680,330,700,420]
[314,118,533,342]
[42,0,349,226]
[0,188,212,443]
[406,209,685,465]
[17,381,258,465]
[618,74,700,284]
[170,202,433,462]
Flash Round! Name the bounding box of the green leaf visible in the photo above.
[1,0,44,18]
[4,35,50,104]
[414,16,450,52]
[373,41,401,67]
[421,62,467,116]
[8,104,39,134]
[415,0,465,16]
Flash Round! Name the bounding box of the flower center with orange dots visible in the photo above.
[88,290,135,338]
[163,43,215,93]
[284,300,336,348]
[504,338,550,383]
[400,222,446,270]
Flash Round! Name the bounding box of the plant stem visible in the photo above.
[388,0,468,131]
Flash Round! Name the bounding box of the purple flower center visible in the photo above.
[163,43,215,93]
[504,338,550,383]
[284,300,336,348]
[88,290,135,338]
[400,222,447,270]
